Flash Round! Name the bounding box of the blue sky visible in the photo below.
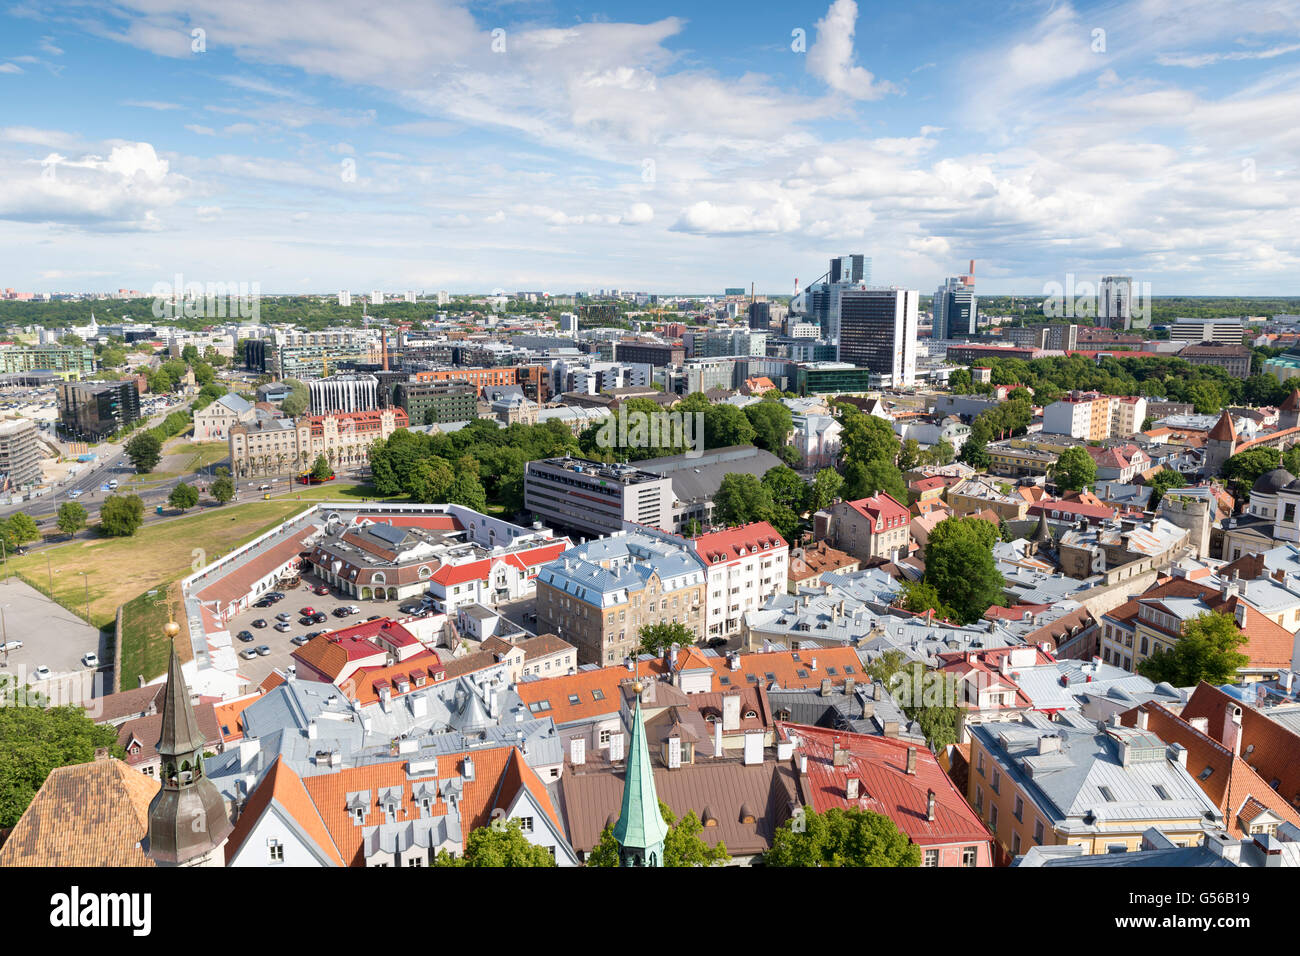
[2,0,1299,296]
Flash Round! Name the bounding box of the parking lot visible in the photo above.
[0,578,108,700]
[218,566,436,686]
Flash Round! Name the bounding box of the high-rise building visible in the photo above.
[404,290,417,304]
[57,380,141,441]
[437,290,449,306]
[0,419,42,490]
[370,290,383,306]
[836,288,919,387]
[338,290,352,307]
[933,275,978,339]
[747,301,772,330]
[797,254,873,338]
[1098,276,1132,330]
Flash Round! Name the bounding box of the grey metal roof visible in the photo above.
[636,445,784,504]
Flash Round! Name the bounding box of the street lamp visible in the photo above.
[77,571,91,624]
[0,603,10,668]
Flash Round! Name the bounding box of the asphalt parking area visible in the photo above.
[0,578,107,699]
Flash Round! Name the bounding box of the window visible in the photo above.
[1012,833,1021,855]
[1099,786,1115,803]
[1033,819,1044,845]
[989,804,998,831]
[975,786,983,812]
[977,751,985,777]
[592,688,605,701]
[269,840,284,863]
[962,846,978,867]
[599,729,612,745]
[518,817,534,833]
[1013,796,1023,822]
[568,694,580,705]
[991,770,1001,795]
[922,849,939,867]
[1153,784,1170,800]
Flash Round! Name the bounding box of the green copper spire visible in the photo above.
[613,682,669,867]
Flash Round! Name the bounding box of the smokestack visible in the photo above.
[906,747,917,775]
[381,327,388,371]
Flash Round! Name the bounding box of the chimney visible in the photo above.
[1189,716,1209,733]
[820,678,832,697]
[1037,734,1060,755]
[722,692,741,732]
[714,719,724,758]
[1135,708,1149,731]
[809,657,817,671]
[906,747,917,775]
[1223,704,1243,757]
[845,777,860,800]
[570,736,586,765]
[926,789,936,822]
[1167,742,1188,769]
[832,741,848,767]
[844,677,855,699]
[861,699,875,720]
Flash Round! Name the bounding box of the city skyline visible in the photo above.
[2,0,1299,295]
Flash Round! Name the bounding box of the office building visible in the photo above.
[0,345,96,379]
[394,382,478,425]
[1178,343,1253,378]
[338,290,351,307]
[524,457,676,538]
[308,374,380,415]
[836,288,919,387]
[612,340,685,368]
[1098,276,1132,330]
[747,301,772,330]
[797,253,872,338]
[933,273,977,340]
[1170,318,1245,346]
[1003,324,1078,351]
[0,419,42,490]
[57,380,141,441]
[411,365,549,403]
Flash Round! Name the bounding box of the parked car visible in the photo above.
[82,653,99,667]
[291,634,310,646]
[68,489,82,498]
[332,607,352,618]
[251,619,268,628]
[299,606,315,616]
[239,648,258,660]
[32,665,51,680]
[275,612,291,622]
[1,640,22,652]
[365,615,383,622]
[237,630,255,643]
[398,603,423,615]
[305,630,325,640]
[267,591,285,601]
[253,599,274,609]
[274,622,292,632]
[313,584,330,596]
[256,645,271,656]
[310,612,325,624]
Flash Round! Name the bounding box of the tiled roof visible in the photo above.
[845,492,910,526]
[692,522,787,566]
[117,700,223,767]
[338,649,446,706]
[224,756,346,866]
[492,748,564,834]
[91,683,165,725]
[1180,682,1300,808]
[1119,702,1300,839]
[1207,411,1237,442]
[705,646,865,691]
[783,723,992,848]
[0,758,159,867]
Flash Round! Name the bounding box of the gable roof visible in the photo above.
[1180,682,1300,808]
[224,756,346,866]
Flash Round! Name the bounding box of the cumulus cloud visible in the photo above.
[806,0,897,100]
[620,202,654,225]
[671,200,800,235]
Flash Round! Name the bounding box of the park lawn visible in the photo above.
[184,441,229,472]
[6,499,318,631]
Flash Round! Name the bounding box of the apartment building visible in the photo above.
[534,528,707,665]
[229,408,408,476]
[692,522,789,641]
[814,492,911,564]
[411,364,549,403]
[523,457,676,538]
[967,714,1224,861]
[1042,391,1147,440]
[0,344,96,379]
[0,418,42,489]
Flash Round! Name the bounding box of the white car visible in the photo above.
[32,665,51,680]
[1,639,22,651]
[82,653,99,667]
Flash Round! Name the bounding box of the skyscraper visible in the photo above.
[1099,276,1132,330]
[798,253,874,338]
[932,276,978,340]
[837,288,919,386]
[338,290,351,307]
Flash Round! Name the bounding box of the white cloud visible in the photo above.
[620,202,654,225]
[671,199,801,235]
[123,100,182,110]
[0,63,23,74]
[806,0,897,100]
[184,124,215,136]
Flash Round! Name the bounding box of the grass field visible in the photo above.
[118,580,189,687]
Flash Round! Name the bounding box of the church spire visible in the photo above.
[613,681,669,867]
[146,621,231,866]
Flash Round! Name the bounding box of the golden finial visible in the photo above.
[164,620,181,639]
[632,680,644,694]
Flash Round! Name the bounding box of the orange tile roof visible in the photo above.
[224,756,346,866]
[1180,682,1300,809]
[705,646,864,690]
[517,666,645,724]
[1120,702,1300,838]
[492,748,564,834]
[213,693,264,743]
[301,745,516,866]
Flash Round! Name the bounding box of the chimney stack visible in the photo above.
[820,677,832,697]
[1135,708,1149,731]
[1224,704,1243,757]
[926,789,936,822]
[832,741,848,767]
[906,747,917,775]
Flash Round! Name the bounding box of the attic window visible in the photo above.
[765,672,776,682]
[1199,767,1215,781]
[797,669,809,679]
[592,688,605,701]
[844,665,855,674]
[826,667,838,676]
[746,675,758,684]
[719,676,730,686]
[1153,785,1170,800]
[744,710,758,719]
[1099,786,1116,802]
[568,694,581,705]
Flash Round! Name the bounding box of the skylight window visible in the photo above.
[1099,786,1116,802]
[1153,785,1170,800]
[1199,766,1214,781]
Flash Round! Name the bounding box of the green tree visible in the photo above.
[310,454,333,481]
[703,404,757,450]
[99,493,145,537]
[432,818,557,867]
[168,482,199,512]
[840,411,900,467]
[1053,446,1097,493]
[923,516,1004,624]
[808,468,844,513]
[280,380,309,417]
[586,802,729,867]
[744,401,793,453]
[407,457,455,503]
[181,344,200,364]
[762,465,807,513]
[210,476,235,504]
[446,471,487,512]
[147,368,173,394]
[0,675,122,827]
[766,806,921,867]
[56,501,88,536]
[124,431,163,474]
[5,512,40,547]
[1136,611,1249,686]
[841,459,907,505]
[897,581,958,623]
[712,473,773,527]
[897,438,922,472]
[637,621,695,655]
[1221,447,1281,487]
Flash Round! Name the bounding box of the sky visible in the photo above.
[1,0,1299,297]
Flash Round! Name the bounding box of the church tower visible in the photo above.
[1281,388,1300,432]
[613,681,669,867]
[146,622,232,866]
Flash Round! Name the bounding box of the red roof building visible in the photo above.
[780,723,994,866]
